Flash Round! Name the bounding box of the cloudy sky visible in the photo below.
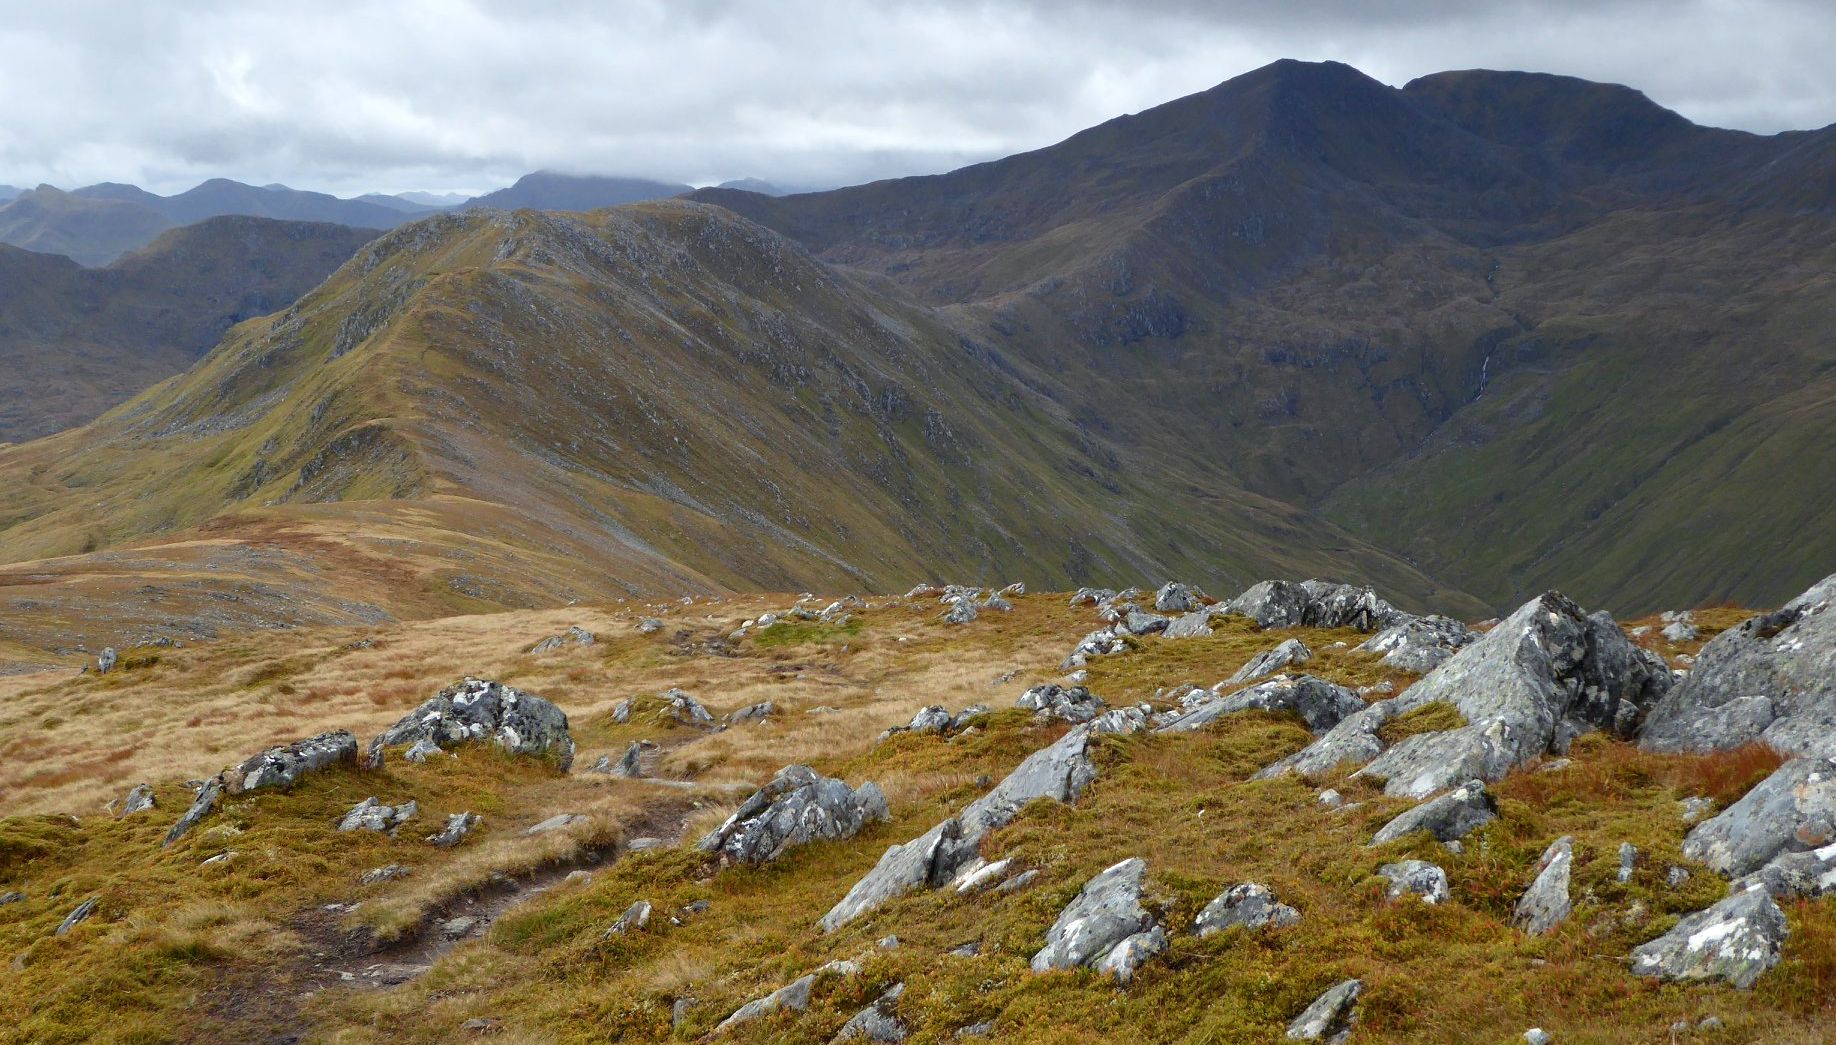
[2,0,1832,197]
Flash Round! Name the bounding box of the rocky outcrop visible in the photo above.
[1642,573,1836,757]
[605,900,651,936]
[1016,684,1106,724]
[119,784,155,816]
[427,811,479,848]
[55,897,99,936]
[163,778,223,847]
[1513,836,1574,935]
[1630,886,1787,989]
[716,959,859,1034]
[1379,860,1450,903]
[1062,628,1130,668]
[1154,583,1207,613]
[528,625,594,653]
[1661,611,1699,644]
[1262,592,1669,798]
[1031,858,1166,984]
[725,701,775,727]
[1736,842,1836,899]
[338,797,417,833]
[699,764,889,866]
[1225,639,1313,685]
[366,678,574,770]
[1224,580,1404,632]
[819,711,1146,932]
[1369,780,1496,847]
[1163,609,1221,639]
[230,730,359,793]
[1357,615,1479,674]
[1286,979,1361,1042]
[831,983,908,1043]
[1157,675,1363,737]
[881,703,987,741]
[1681,757,1836,876]
[1194,882,1300,936]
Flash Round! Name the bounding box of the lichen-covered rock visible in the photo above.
[606,739,654,778]
[1630,886,1787,989]
[1682,757,1836,876]
[1225,579,1404,632]
[1514,836,1575,935]
[1662,613,1700,644]
[1266,592,1669,798]
[1031,858,1165,983]
[1163,609,1220,639]
[1369,780,1497,847]
[96,647,118,674]
[1062,628,1129,668]
[359,864,410,885]
[663,688,716,729]
[529,625,594,653]
[1734,842,1836,899]
[403,737,444,763]
[1069,588,1117,607]
[367,678,574,770]
[831,983,909,1042]
[605,900,651,936]
[163,778,222,847]
[524,812,588,836]
[1642,574,1836,757]
[232,730,359,793]
[1379,860,1450,903]
[427,811,479,848]
[725,701,775,727]
[1016,684,1106,724]
[55,897,99,936]
[1120,610,1171,636]
[1194,882,1300,936]
[941,598,979,625]
[1286,978,1361,1042]
[819,712,1145,932]
[700,764,888,865]
[1225,638,1314,685]
[1154,582,1207,614]
[1358,615,1479,674]
[119,784,155,816]
[716,960,859,1034]
[338,797,417,833]
[1158,675,1363,737]
[637,617,664,634]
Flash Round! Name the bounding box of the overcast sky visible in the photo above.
[2,0,1832,197]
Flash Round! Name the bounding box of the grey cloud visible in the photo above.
[0,0,1829,197]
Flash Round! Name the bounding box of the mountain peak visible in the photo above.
[1402,68,1701,163]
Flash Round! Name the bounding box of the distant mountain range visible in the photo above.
[0,60,1831,653]
[0,216,378,443]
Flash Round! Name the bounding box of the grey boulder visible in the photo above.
[1194,882,1299,936]
[427,811,479,848]
[55,897,100,936]
[831,983,908,1043]
[1154,582,1207,613]
[231,730,359,793]
[1358,615,1479,674]
[120,783,156,816]
[1378,860,1450,904]
[664,688,716,728]
[338,797,417,833]
[163,777,223,847]
[717,959,859,1034]
[1513,836,1575,935]
[700,764,888,865]
[1016,684,1106,724]
[1158,675,1363,737]
[1225,638,1314,685]
[725,701,776,727]
[1369,780,1497,847]
[1642,574,1836,757]
[1031,857,1166,983]
[1286,978,1362,1042]
[1630,886,1787,989]
[1682,757,1836,876]
[528,625,594,653]
[1225,579,1404,632]
[367,678,574,770]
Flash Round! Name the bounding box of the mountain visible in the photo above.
[355,193,445,214]
[0,184,21,201]
[0,216,379,443]
[715,177,788,196]
[398,190,473,207]
[0,185,178,266]
[687,60,1836,612]
[0,179,418,266]
[465,170,693,211]
[0,201,1474,653]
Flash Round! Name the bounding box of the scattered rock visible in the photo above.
[671,998,698,1030]
[523,813,588,836]
[231,730,360,794]
[941,599,979,625]
[1162,609,1220,639]
[441,916,477,938]
[1154,582,1207,613]
[55,897,99,936]
[1682,757,1836,876]
[725,701,776,727]
[1619,842,1639,884]
[1667,866,1692,887]
[1061,627,1130,668]
[955,1021,995,1038]
[1524,1029,1552,1045]
[1030,858,1166,984]
[637,618,664,634]
[820,712,1145,932]
[1225,638,1314,685]
[403,737,444,763]
[831,983,908,1042]
[1016,684,1106,723]
[528,626,595,654]
[608,740,655,778]
[1120,610,1172,636]
[1158,675,1363,737]
[1317,789,1347,810]
[1681,795,1715,823]
[1068,587,1117,607]
[716,960,859,1034]
[1286,978,1362,1042]
[1378,860,1450,904]
[1357,615,1479,674]
[162,777,223,847]
[1225,579,1403,632]
[700,764,888,866]
[1514,836,1575,935]
[1369,780,1497,847]
[883,705,953,739]
[663,688,716,729]
[96,648,118,674]
[367,678,574,771]
[1194,882,1300,936]
[0,892,24,905]
[359,864,410,885]
[604,900,651,936]
[1641,573,1836,756]
[1732,841,1836,899]
[1630,886,1787,989]
[428,812,479,848]
[119,784,155,816]
[338,797,418,833]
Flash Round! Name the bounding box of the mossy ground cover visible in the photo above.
[2,593,1831,1043]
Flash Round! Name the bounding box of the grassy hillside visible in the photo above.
[1,592,1828,1042]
